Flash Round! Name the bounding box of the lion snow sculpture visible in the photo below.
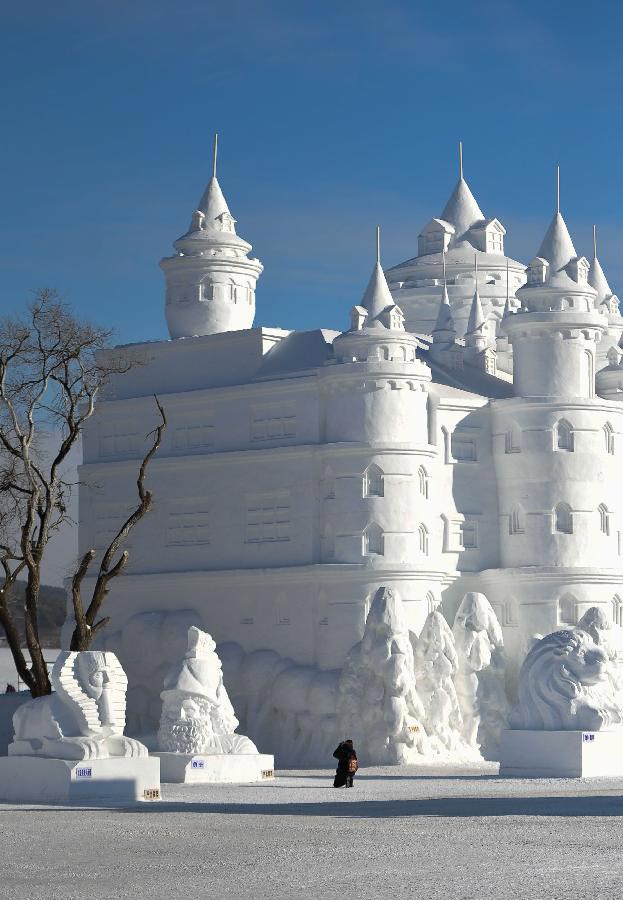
[9,651,147,760]
[158,626,258,755]
[509,628,623,732]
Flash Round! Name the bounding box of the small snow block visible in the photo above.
[499,729,623,778]
[0,756,161,804]
[153,751,275,784]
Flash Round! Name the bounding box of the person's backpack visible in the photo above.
[347,754,358,774]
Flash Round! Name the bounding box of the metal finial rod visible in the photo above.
[474,253,478,277]
[506,257,509,303]
[459,140,463,180]
[442,248,447,284]
[213,133,219,178]
[376,225,380,265]
[556,164,560,214]
[593,224,598,260]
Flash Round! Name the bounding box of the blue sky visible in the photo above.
[1,0,623,346]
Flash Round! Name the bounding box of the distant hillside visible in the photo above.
[0,583,66,649]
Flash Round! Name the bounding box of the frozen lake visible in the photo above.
[0,647,60,691]
[1,765,623,898]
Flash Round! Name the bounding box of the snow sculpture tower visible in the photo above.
[161,135,264,339]
[490,170,623,662]
[325,230,434,580]
[386,143,524,341]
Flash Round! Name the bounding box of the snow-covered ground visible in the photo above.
[0,647,60,691]
[1,764,623,899]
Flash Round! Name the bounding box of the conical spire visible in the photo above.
[440,142,485,241]
[588,225,613,302]
[498,259,514,335]
[535,167,577,274]
[191,134,235,232]
[466,256,486,336]
[360,227,395,328]
[432,251,456,341]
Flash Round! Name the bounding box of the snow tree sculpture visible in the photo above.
[413,610,470,754]
[452,592,509,759]
[336,586,428,764]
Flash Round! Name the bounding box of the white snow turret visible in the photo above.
[161,134,264,339]
[589,225,623,369]
[510,169,605,399]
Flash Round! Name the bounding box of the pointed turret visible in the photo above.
[432,252,456,343]
[440,142,485,243]
[589,226,615,304]
[161,134,263,339]
[465,257,487,350]
[350,228,405,332]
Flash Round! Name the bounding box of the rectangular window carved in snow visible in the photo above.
[246,492,290,543]
[251,402,297,442]
[166,505,211,546]
[451,434,477,461]
[460,521,478,549]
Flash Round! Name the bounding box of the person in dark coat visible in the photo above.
[332,738,358,787]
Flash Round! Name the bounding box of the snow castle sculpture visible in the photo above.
[0,651,159,803]
[500,623,623,777]
[154,626,274,783]
[336,586,428,764]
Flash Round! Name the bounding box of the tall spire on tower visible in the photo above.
[359,226,397,328]
[535,165,577,275]
[192,133,234,232]
[432,250,456,342]
[465,255,487,352]
[440,142,485,243]
[588,224,614,303]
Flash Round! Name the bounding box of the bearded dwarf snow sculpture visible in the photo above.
[9,651,147,760]
[158,626,258,756]
[509,629,623,732]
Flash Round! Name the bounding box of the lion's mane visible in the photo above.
[510,629,614,731]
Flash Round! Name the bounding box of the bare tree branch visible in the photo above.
[69,396,166,652]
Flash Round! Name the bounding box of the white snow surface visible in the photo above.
[2,763,623,899]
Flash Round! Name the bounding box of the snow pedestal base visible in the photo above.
[153,751,274,783]
[0,756,161,804]
[499,729,623,778]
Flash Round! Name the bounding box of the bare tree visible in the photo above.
[0,290,166,696]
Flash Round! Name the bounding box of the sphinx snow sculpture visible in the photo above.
[413,610,472,755]
[158,626,257,755]
[452,592,509,758]
[509,628,623,732]
[0,651,159,804]
[155,626,274,782]
[9,651,147,760]
[336,587,428,765]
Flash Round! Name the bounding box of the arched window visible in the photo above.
[555,419,574,451]
[612,595,623,628]
[554,503,573,534]
[558,594,577,627]
[363,523,384,556]
[604,422,615,455]
[363,464,384,498]
[426,591,437,614]
[378,346,390,361]
[418,466,429,499]
[599,503,610,536]
[418,523,429,556]
[509,505,525,535]
[505,422,521,454]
